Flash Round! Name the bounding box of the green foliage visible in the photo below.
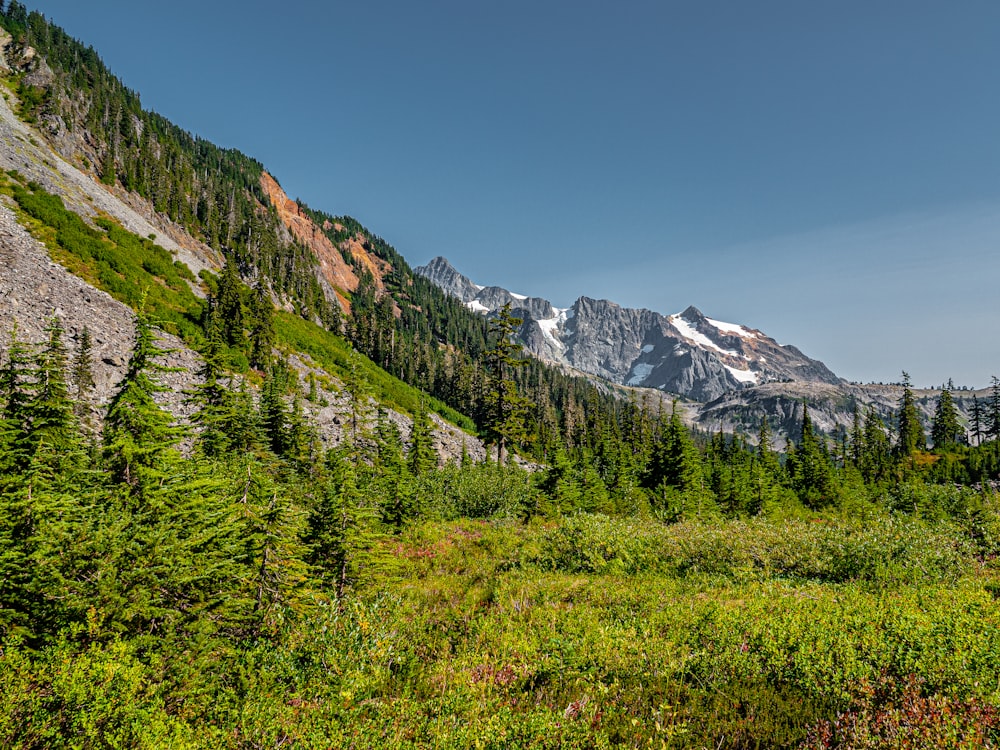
[274,310,474,430]
[5,175,205,340]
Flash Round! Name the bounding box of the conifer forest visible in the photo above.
[1,4,1000,748]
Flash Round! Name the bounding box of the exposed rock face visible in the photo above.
[414,256,480,302]
[416,256,841,403]
[413,256,983,445]
[260,173,358,308]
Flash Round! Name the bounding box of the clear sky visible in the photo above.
[25,1,1000,388]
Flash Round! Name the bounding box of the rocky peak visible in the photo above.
[415,256,481,302]
[417,257,844,403]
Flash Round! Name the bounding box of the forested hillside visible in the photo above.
[2,3,1000,747]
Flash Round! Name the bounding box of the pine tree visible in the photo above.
[931,386,963,451]
[788,403,835,508]
[71,325,96,422]
[103,308,185,493]
[895,371,926,457]
[484,304,532,463]
[407,398,438,476]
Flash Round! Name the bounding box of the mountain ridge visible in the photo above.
[415,255,842,401]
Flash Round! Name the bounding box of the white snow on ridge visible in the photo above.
[536,308,571,350]
[707,317,757,339]
[467,300,489,313]
[669,315,738,356]
[473,283,484,291]
[627,363,654,386]
[724,365,759,384]
[509,291,527,300]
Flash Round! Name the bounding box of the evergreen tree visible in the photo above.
[307,447,380,600]
[971,395,984,447]
[895,371,926,457]
[788,403,835,509]
[71,325,96,422]
[407,398,438,476]
[25,316,85,486]
[103,308,184,493]
[644,402,714,520]
[374,409,412,527]
[989,376,1000,442]
[861,408,892,484]
[248,282,275,371]
[0,322,35,474]
[209,257,245,349]
[230,458,309,636]
[187,332,234,457]
[931,386,963,451]
[484,304,532,463]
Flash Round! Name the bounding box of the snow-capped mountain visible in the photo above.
[415,257,841,402]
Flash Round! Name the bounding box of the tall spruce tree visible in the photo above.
[103,308,184,493]
[484,304,531,463]
[895,371,926,458]
[931,386,963,451]
[407,398,438,476]
[788,403,835,508]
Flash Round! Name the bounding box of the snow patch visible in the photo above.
[641,344,654,353]
[724,365,759,384]
[627,363,654,386]
[473,283,484,291]
[707,317,757,339]
[669,315,738,356]
[467,300,489,313]
[536,308,571,350]
[509,291,527,300]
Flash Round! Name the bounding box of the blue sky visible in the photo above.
[27,1,1000,388]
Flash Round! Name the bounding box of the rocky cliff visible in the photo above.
[416,256,841,402]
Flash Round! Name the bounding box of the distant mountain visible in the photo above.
[415,257,841,402]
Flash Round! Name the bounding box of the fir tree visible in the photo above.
[407,398,438,476]
[307,447,380,601]
[788,403,835,509]
[103,308,185,493]
[931,386,963,451]
[71,325,96,422]
[25,316,85,487]
[895,371,926,457]
[248,282,275,371]
[210,257,245,348]
[484,304,532,463]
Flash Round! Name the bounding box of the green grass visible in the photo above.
[4,173,205,341]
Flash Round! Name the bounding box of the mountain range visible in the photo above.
[416,256,983,441]
[0,9,984,454]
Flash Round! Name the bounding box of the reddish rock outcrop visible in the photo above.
[260,172,359,309]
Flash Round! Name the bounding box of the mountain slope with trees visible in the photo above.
[1,4,1000,747]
